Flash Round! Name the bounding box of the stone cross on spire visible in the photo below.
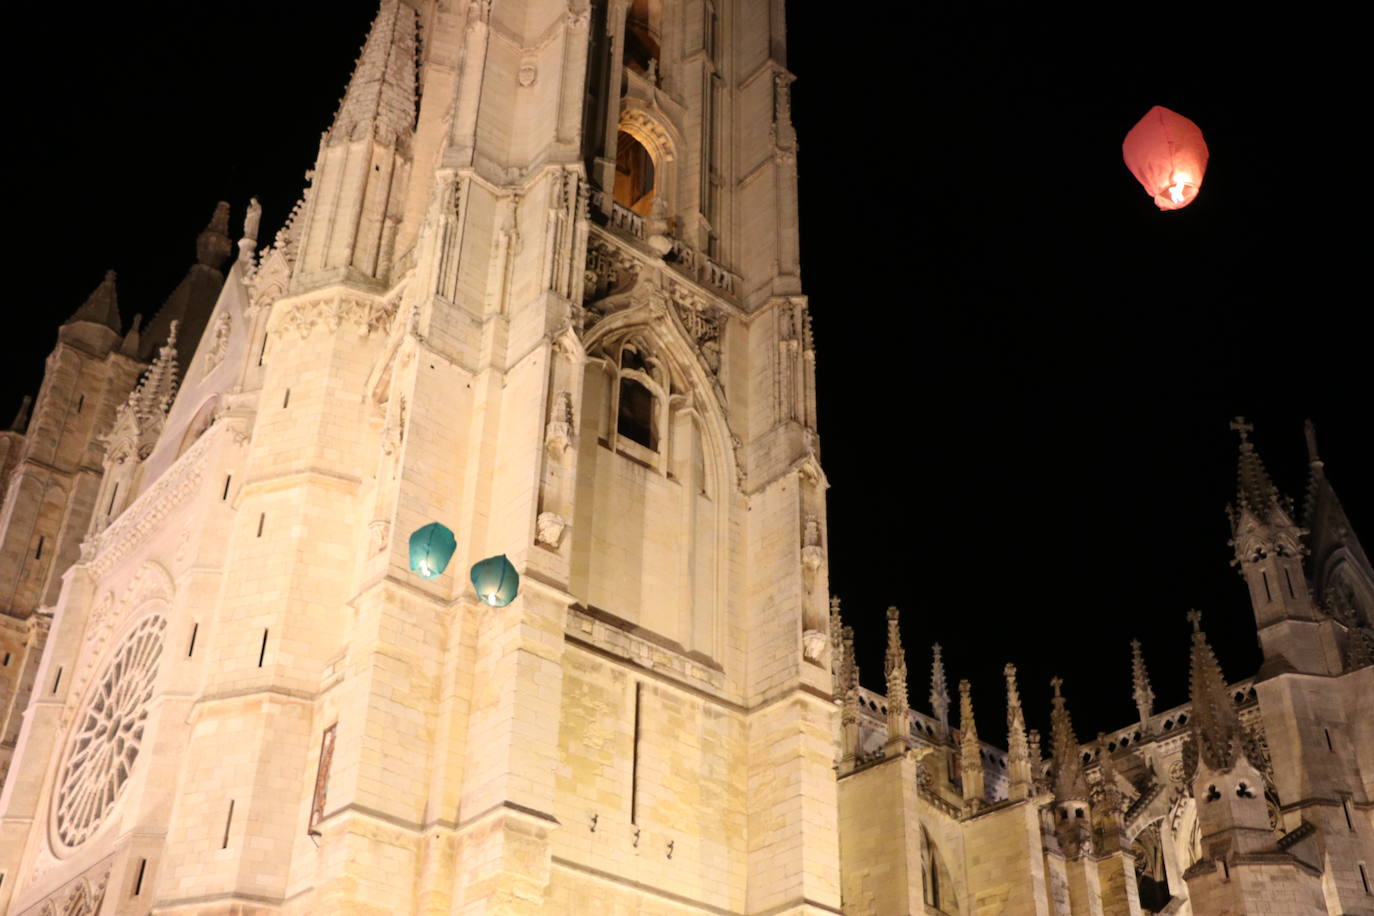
[1131,639,1155,734]
[884,607,910,748]
[930,643,950,737]
[958,680,984,807]
[1004,663,1033,799]
[1229,415,1254,443]
[1229,416,1284,521]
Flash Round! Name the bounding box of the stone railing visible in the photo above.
[667,239,738,298]
[589,189,645,239]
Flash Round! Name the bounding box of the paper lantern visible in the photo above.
[470,554,519,607]
[409,522,456,579]
[1122,106,1209,211]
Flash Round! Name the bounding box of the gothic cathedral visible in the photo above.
[0,2,1371,915]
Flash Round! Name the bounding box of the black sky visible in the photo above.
[7,3,1370,744]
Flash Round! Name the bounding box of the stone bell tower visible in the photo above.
[0,1,840,913]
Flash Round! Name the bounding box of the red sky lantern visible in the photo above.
[1123,106,1209,211]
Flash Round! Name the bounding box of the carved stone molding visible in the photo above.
[269,294,397,340]
[82,423,215,579]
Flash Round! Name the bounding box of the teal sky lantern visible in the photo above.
[470,554,519,607]
[409,522,456,580]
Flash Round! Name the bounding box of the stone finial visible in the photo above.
[930,643,950,737]
[829,596,844,697]
[1049,677,1088,803]
[329,0,419,146]
[840,626,860,762]
[1131,639,1155,733]
[1004,663,1032,799]
[1028,729,1045,793]
[1186,609,1244,771]
[958,679,984,805]
[884,607,910,746]
[65,270,121,332]
[7,395,32,433]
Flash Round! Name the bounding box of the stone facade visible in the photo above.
[0,2,1370,915]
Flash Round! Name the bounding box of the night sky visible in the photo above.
[7,4,1369,744]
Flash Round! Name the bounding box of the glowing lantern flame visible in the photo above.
[1122,106,1209,211]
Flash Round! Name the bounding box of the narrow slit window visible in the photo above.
[188,622,199,658]
[133,858,147,896]
[1325,728,1334,751]
[222,474,232,500]
[1261,570,1271,602]
[2,652,10,666]
[1344,797,1355,831]
[76,395,85,413]
[258,629,269,667]
[257,513,265,537]
[222,800,235,849]
[108,483,120,516]
[630,682,643,825]
[1360,863,1371,895]
[52,667,63,694]
[283,388,291,409]
[1284,567,1296,599]
[258,335,268,366]
[34,536,44,560]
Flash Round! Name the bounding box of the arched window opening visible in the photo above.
[615,130,656,216]
[1131,822,1172,912]
[617,377,656,450]
[624,0,661,75]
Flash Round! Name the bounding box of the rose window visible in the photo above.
[54,614,166,849]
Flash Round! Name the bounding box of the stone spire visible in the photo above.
[1093,732,1126,852]
[1004,663,1032,799]
[7,396,32,434]
[884,607,910,747]
[840,626,860,764]
[329,0,418,145]
[1186,610,1243,771]
[929,643,950,737]
[65,270,121,332]
[1049,677,1088,802]
[1302,418,1324,525]
[141,203,232,362]
[132,321,180,423]
[958,680,984,806]
[1131,639,1155,734]
[1229,416,1283,522]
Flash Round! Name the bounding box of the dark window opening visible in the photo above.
[34,536,44,560]
[624,0,661,75]
[133,858,147,896]
[76,395,85,413]
[188,622,199,658]
[223,474,232,500]
[258,629,269,667]
[1262,570,1271,602]
[2,653,10,666]
[617,377,657,450]
[257,513,265,537]
[1136,873,1170,913]
[222,799,235,849]
[108,483,120,516]
[614,131,656,216]
[1359,863,1370,895]
[1284,567,1297,599]
[1325,728,1334,751]
[52,667,63,694]
[283,388,291,409]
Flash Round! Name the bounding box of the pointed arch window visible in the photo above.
[624,0,661,75]
[612,342,665,454]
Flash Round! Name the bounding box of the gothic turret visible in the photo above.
[1302,421,1374,668]
[1226,418,1335,674]
[1131,638,1155,734]
[1049,677,1091,856]
[929,642,950,737]
[1004,663,1033,800]
[884,607,910,750]
[64,270,121,332]
[957,680,984,809]
[293,0,418,292]
[840,625,861,767]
